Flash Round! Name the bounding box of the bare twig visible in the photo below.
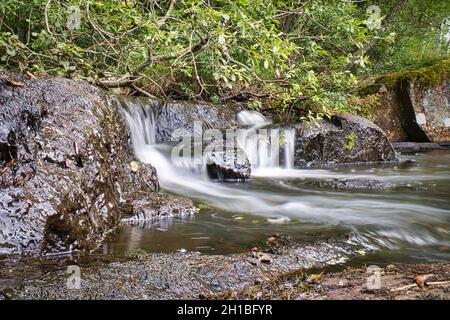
[391,280,450,292]
[131,83,157,99]
[44,0,59,38]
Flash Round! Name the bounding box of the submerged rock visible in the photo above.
[121,192,197,227]
[294,113,398,167]
[392,142,446,154]
[3,240,360,300]
[290,178,398,190]
[0,72,159,255]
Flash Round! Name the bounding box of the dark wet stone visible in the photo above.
[294,113,398,167]
[291,178,397,190]
[0,72,159,255]
[392,142,447,154]
[370,85,409,142]
[205,147,251,182]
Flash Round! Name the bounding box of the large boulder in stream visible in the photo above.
[394,80,450,143]
[0,72,161,255]
[294,113,397,167]
[367,62,450,143]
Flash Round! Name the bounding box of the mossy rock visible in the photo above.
[376,58,450,89]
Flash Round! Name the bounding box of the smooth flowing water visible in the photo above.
[106,99,450,264]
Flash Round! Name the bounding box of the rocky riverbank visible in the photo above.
[0,72,161,255]
[215,263,450,300]
[2,245,448,300]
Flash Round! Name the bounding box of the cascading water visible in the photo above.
[119,97,450,262]
[284,128,295,169]
[235,110,295,169]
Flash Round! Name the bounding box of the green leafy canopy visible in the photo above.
[0,0,447,120]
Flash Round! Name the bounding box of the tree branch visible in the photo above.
[99,35,210,88]
[345,0,407,71]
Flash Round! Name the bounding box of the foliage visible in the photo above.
[0,0,448,121]
[365,0,449,74]
[346,93,383,118]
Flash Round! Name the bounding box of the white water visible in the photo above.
[235,110,295,169]
[123,101,303,214]
[284,128,295,169]
[121,98,450,257]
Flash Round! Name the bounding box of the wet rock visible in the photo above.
[406,80,450,143]
[0,72,159,255]
[4,240,361,300]
[294,113,398,167]
[205,147,251,182]
[293,178,397,190]
[129,99,237,143]
[370,78,450,143]
[392,142,446,154]
[371,85,409,142]
[121,193,197,227]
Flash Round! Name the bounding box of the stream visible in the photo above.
[103,98,450,265]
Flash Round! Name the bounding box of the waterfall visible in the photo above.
[121,100,296,176]
[284,128,295,169]
[120,97,298,216]
[235,110,295,169]
[121,98,270,212]
[236,110,268,126]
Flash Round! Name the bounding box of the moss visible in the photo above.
[345,132,356,151]
[347,93,383,119]
[376,58,450,89]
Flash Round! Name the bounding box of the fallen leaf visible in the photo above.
[26,71,36,79]
[258,254,272,264]
[385,264,396,272]
[414,275,428,290]
[6,79,24,87]
[130,161,139,172]
[307,273,323,283]
[14,175,25,186]
[65,159,73,168]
